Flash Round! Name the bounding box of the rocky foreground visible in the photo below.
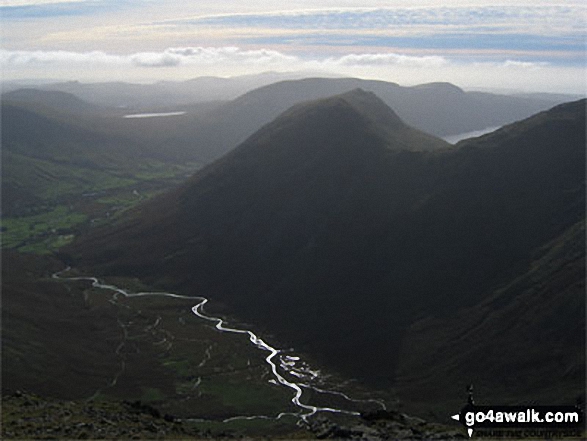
[2,390,468,440]
[2,390,202,439]
[307,411,464,440]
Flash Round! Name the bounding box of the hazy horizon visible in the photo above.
[1,1,585,95]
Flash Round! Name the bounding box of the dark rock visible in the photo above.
[163,413,175,422]
[362,409,402,422]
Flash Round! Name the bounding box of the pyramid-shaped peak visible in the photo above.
[338,87,385,101]
[272,87,407,138]
[241,87,448,154]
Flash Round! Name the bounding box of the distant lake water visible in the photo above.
[442,126,501,144]
[123,111,186,119]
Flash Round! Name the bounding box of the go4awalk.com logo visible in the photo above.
[451,387,584,438]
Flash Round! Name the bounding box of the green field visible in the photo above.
[1,206,86,254]
[1,158,201,254]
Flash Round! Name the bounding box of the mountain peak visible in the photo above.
[287,87,401,122]
[247,88,447,154]
[337,87,406,129]
[411,82,465,94]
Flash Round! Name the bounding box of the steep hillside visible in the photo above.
[1,92,202,252]
[68,96,585,416]
[2,100,137,217]
[2,102,127,164]
[1,91,204,202]
[396,220,585,419]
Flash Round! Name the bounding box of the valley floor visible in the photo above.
[2,251,466,439]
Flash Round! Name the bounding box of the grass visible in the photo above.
[1,205,87,251]
[97,194,141,206]
[162,359,192,377]
[3,151,138,203]
[3,252,408,439]
[2,154,202,255]
[140,387,167,403]
[2,255,304,425]
[16,234,76,255]
[134,160,201,180]
[43,280,302,420]
[199,377,292,414]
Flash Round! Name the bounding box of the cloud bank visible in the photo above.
[2,46,584,94]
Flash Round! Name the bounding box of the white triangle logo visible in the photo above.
[468,428,474,437]
[451,414,460,421]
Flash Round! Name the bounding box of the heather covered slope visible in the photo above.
[68,96,585,416]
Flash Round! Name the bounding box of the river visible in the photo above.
[52,267,385,423]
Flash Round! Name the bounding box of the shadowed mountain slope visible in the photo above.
[68,95,585,416]
[1,90,207,216]
[2,103,125,164]
[5,78,571,168]
[1,89,197,160]
[1,99,138,215]
[396,220,585,419]
[3,88,107,116]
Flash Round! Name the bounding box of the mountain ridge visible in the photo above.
[66,97,585,417]
[2,88,106,116]
[5,78,575,167]
[161,76,574,163]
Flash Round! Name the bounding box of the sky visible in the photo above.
[1,0,586,94]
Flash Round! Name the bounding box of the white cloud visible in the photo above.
[0,47,298,70]
[0,49,125,65]
[1,47,584,95]
[130,52,181,67]
[0,47,443,70]
[502,60,549,69]
[124,47,296,68]
[332,53,448,68]
[154,5,587,37]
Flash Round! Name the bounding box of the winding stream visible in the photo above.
[53,267,385,422]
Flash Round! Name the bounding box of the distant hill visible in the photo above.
[67,92,585,417]
[2,102,123,163]
[12,72,318,109]
[1,100,126,216]
[3,88,107,116]
[1,92,201,216]
[4,79,570,167]
[166,77,570,162]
